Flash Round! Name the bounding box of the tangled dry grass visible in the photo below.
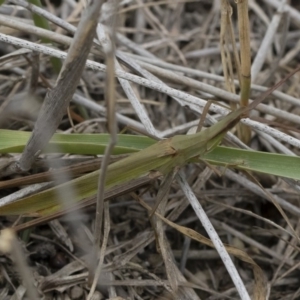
[0,0,300,299]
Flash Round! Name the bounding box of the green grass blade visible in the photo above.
[1,129,300,180]
[0,129,155,154]
[203,146,300,180]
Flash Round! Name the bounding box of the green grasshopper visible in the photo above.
[0,67,298,217]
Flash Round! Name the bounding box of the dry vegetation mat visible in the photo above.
[0,0,300,299]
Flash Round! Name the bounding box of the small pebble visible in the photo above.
[70,286,84,300]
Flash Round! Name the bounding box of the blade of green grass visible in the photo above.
[1,129,300,181]
[0,129,154,154]
[202,146,300,180]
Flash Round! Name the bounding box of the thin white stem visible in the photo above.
[98,23,159,137]
[126,53,300,107]
[251,0,286,81]
[263,0,300,27]
[0,182,51,207]
[177,172,251,300]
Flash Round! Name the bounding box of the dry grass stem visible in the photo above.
[177,172,252,300]
[0,1,300,299]
[94,1,118,250]
[236,0,251,108]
